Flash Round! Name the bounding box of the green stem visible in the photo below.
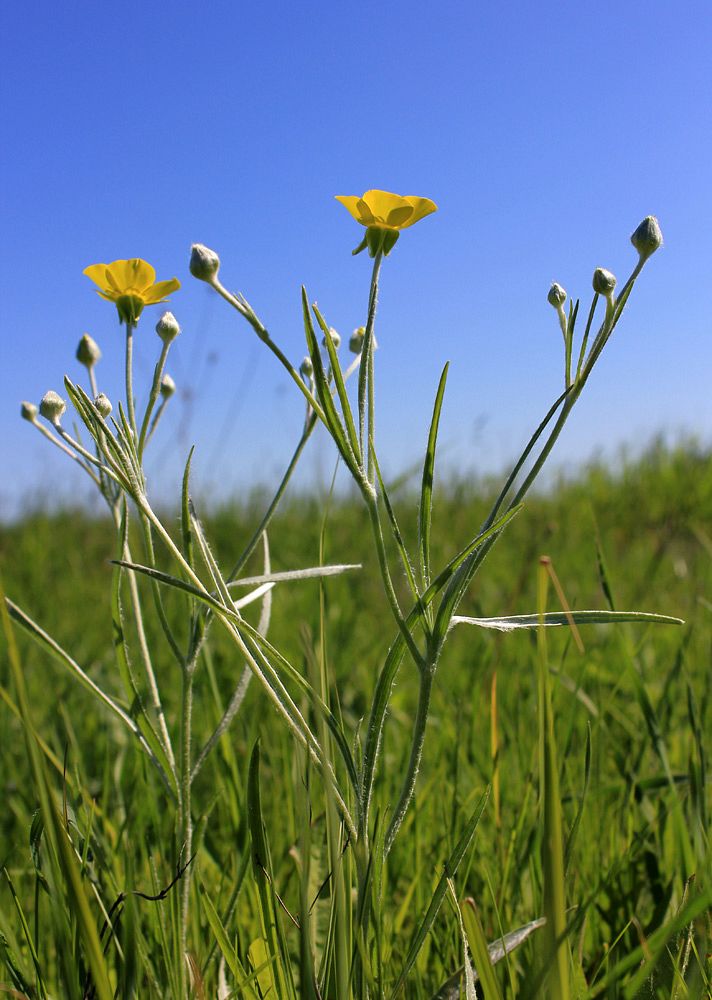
[365,491,424,670]
[178,667,193,999]
[138,339,171,459]
[124,322,138,439]
[358,251,383,474]
[209,277,326,423]
[384,663,434,854]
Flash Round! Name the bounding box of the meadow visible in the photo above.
[0,203,710,998]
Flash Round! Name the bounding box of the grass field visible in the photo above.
[1,439,710,998]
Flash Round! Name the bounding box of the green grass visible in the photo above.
[1,439,710,998]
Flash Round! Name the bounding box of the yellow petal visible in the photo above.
[361,190,408,225]
[335,195,365,223]
[141,278,181,304]
[83,263,111,290]
[385,204,415,228]
[96,289,119,302]
[398,196,438,229]
[354,198,375,225]
[106,259,156,293]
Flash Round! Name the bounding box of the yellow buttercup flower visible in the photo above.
[83,259,180,325]
[335,189,437,256]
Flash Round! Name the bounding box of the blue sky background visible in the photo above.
[2,1,710,518]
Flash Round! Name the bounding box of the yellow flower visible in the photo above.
[83,259,180,325]
[335,189,437,256]
[335,189,437,231]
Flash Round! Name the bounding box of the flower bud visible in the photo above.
[547,283,567,308]
[592,267,617,297]
[21,401,38,422]
[189,243,220,282]
[76,333,102,368]
[630,216,663,261]
[322,327,341,350]
[39,391,66,425]
[349,326,366,354]
[160,374,176,398]
[300,356,313,378]
[156,310,180,343]
[94,393,112,418]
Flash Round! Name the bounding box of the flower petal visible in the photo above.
[83,263,111,290]
[141,278,181,304]
[398,196,438,228]
[361,190,408,225]
[108,258,156,292]
[355,198,376,225]
[335,195,366,223]
[386,204,414,228]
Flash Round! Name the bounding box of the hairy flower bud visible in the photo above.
[76,333,102,368]
[21,401,38,422]
[349,326,366,354]
[300,356,314,378]
[630,216,663,261]
[94,393,112,418]
[547,283,567,308]
[160,374,176,398]
[189,243,220,282]
[592,267,617,297]
[156,311,181,343]
[322,327,341,350]
[39,391,66,425]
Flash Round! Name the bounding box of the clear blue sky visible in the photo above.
[2,1,710,517]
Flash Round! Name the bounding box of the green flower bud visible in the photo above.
[156,310,180,343]
[547,283,567,308]
[630,216,663,261]
[39,391,66,426]
[322,327,341,350]
[592,268,617,297]
[349,327,366,354]
[189,243,220,282]
[94,393,112,418]
[21,401,38,422]
[160,374,176,398]
[300,356,313,378]
[76,333,102,368]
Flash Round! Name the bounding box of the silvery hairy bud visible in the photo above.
[189,243,220,282]
[592,268,617,297]
[547,283,567,308]
[160,374,176,398]
[94,393,112,418]
[322,327,341,350]
[300,356,313,378]
[155,311,180,343]
[76,333,102,368]
[39,391,66,426]
[630,216,663,261]
[349,326,366,353]
[21,401,38,422]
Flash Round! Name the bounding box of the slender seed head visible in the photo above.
[300,356,313,378]
[39,391,67,426]
[21,401,38,422]
[76,333,102,368]
[189,243,220,282]
[349,326,366,354]
[592,267,617,297]
[156,310,181,343]
[160,374,176,398]
[547,283,567,308]
[631,216,663,261]
[94,393,112,418]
